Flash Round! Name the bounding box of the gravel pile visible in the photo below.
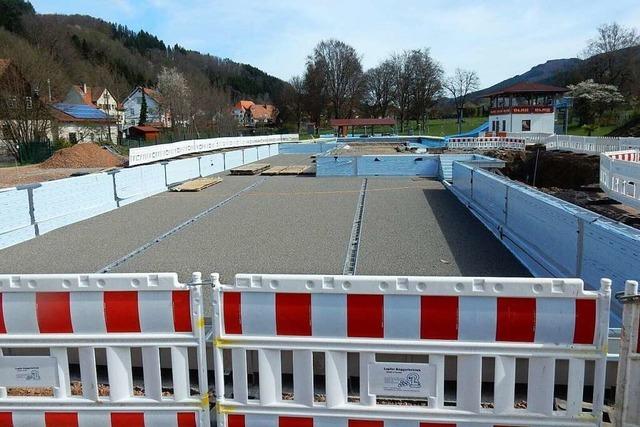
[40,143,125,169]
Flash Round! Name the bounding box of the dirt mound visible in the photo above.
[40,143,126,169]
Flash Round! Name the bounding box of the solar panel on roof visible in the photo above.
[53,103,110,120]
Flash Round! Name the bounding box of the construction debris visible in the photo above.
[262,165,314,176]
[170,177,223,192]
[230,163,271,175]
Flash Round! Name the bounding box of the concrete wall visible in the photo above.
[0,146,279,250]
[450,161,640,326]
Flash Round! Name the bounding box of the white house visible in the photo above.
[49,103,118,144]
[483,82,568,134]
[63,84,124,127]
[122,87,171,130]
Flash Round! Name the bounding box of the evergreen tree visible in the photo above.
[138,93,148,126]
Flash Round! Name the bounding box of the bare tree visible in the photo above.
[363,59,395,117]
[391,51,413,132]
[444,68,480,134]
[284,75,305,133]
[302,61,326,134]
[308,39,364,119]
[583,22,640,57]
[408,49,443,133]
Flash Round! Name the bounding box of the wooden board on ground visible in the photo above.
[230,163,271,175]
[262,166,287,175]
[171,177,223,192]
[279,165,308,175]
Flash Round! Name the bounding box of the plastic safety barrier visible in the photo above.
[614,280,640,426]
[600,150,640,211]
[212,274,611,427]
[0,273,210,426]
[447,137,526,151]
[0,187,36,250]
[544,135,640,154]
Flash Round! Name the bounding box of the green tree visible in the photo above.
[0,0,35,33]
[138,93,148,126]
[568,79,624,133]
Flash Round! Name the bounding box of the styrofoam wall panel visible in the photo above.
[114,164,167,206]
[269,143,280,156]
[472,170,508,225]
[242,147,258,164]
[0,225,36,249]
[0,187,32,236]
[165,157,201,185]
[257,145,270,160]
[355,155,439,176]
[316,156,356,176]
[452,162,473,199]
[32,173,117,235]
[581,219,640,323]
[224,150,244,170]
[199,153,225,176]
[504,185,580,276]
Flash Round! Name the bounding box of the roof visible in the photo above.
[483,82,569,97]
[235,100,255,111]
[129,125,160,133]
[142,87,163,103]
[50,103,114,123]
[330,118,396,126]
[250,104,277,120]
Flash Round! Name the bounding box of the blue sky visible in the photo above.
[30,0,640,88]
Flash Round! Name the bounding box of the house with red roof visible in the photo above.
[232,100,278,127]
[63,84,124,127]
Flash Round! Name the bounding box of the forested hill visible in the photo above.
[0,0,287,107]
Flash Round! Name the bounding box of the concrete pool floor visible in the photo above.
[0,154,529,283]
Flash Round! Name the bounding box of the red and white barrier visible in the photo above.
[0,273,210,427]
[212,274,611,427]
[447,137,525,151]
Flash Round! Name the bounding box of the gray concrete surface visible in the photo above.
[355,177,530,277]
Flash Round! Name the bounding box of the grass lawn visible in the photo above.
[566,124,617,136]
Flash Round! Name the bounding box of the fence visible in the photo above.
[449,161,640,327]
[0,143,280,250]
[129,134,297,166]
[212,273,610,426]
[0,272,210,426]
[600,150,640,211]
[544,135,640,154]
[447,137,526,151]
[614,280,640,426]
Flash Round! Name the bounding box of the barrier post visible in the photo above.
[211,273,226,427]
[614,280,640,427]
[191,272,211,427]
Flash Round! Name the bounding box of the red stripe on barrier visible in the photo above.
[111,413,144,427]
[574,299,596,345]
[276,293,311,336]
[496,298,536,342]
[223,292,242,334]
[172,290,192,332]
[104,292,141,333]
[45,412,78,427]
[349,421,383,427]
[228,414,245,427]
[0,412,12,427]
[36,292,73,333]
[0,294,6,334]
[280,416,313,427]
[177,412,197,427]
[420,296,458,340]
[347,295,383,338]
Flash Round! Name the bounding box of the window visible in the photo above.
[491,121,496,131]
[502,120,506,132]
[522,120,531,132]
[69,132,77,144]
[25,97,32,110]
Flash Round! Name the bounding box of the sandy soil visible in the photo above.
[0,164,104,189]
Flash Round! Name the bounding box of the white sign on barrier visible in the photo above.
[0,356,58,387]
[369,362,435,398]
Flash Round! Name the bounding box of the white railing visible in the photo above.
[448,137,526,150]
[600,149,640,210]
[129,134,298,166]
[482,132,551,144]
[545,135,640,154]
[212,273,611,427]
[614,280,640,427]
[0,273,210,426]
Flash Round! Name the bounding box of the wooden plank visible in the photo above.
[262,166,287,175]
[279,165,307,175]
[230,163,271,175]
[170,177,222,192]
[300,165,315,175]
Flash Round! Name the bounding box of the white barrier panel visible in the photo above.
[200,153,225,177]
[448,137,526,151]
[213,274,611,427]
[224,150,244,170]
[257,145,270,160]
[615,280,640,426]
[600,150,640,211]
[269,144,279,156]
[113,163,167,206]
[32,173,117,235]
[242,147,258,164]
[165,157,201,186]
[129,134,297,166]
[0,272,210,426]
[545,135,640,154]
[0,187,36,250]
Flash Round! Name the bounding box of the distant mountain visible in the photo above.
[472,58,582,99]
